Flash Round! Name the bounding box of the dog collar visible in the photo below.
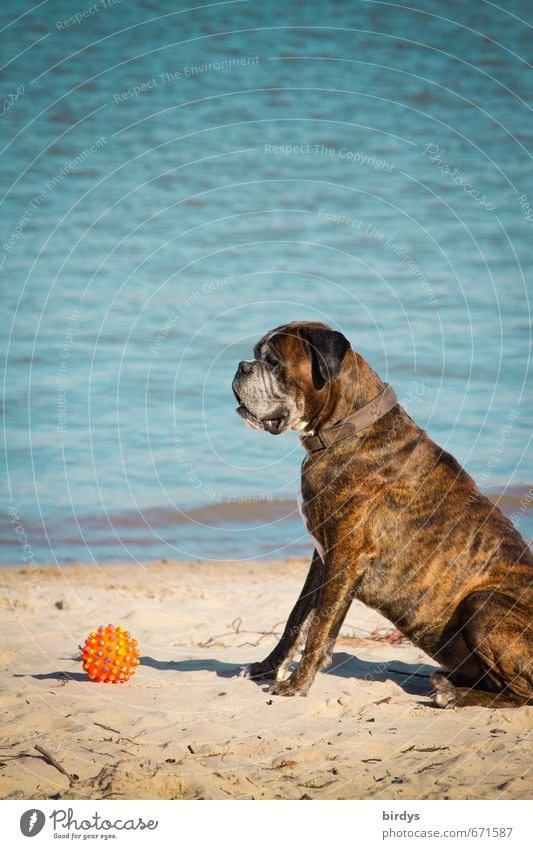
[300,383,398,452]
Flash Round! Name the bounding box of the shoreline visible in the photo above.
[2,483,532,568]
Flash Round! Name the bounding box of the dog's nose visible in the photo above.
[238,360,254,375]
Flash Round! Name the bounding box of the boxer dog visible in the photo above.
[232,321,533,707]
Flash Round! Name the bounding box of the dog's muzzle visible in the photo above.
[232,361,288,435]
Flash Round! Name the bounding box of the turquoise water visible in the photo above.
[1,0,532,564]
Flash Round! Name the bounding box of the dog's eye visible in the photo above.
[264,353,278,367]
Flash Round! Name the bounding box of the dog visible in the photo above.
[232,321,533,707]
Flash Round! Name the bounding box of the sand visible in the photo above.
[0,559,531,800]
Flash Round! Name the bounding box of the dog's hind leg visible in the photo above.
[242,549,324,681]
[432,590,533,709]
[431,673,531,708]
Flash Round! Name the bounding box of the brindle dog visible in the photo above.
[232,321,533,707]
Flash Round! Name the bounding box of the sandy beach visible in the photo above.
[1,559,531,801]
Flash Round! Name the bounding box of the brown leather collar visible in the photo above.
[300,383,398,453]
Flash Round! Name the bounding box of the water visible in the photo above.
[1,0,532,565]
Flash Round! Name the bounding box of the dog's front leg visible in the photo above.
[242,549,324,681]
[269,565,354,696]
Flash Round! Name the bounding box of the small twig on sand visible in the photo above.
[198,619,284,649]
[94,721,122,735]
[237,623,285,648]
[34,744,78,784]
[415,761,445,774]
[93,721,141,744]
[402,745,449,753]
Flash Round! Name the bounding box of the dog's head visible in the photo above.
[232,321,351,435]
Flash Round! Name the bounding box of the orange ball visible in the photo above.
[81,624,140,683]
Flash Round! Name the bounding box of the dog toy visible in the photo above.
[81,624,140,683]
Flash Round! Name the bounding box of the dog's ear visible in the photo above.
[301,326,351,388]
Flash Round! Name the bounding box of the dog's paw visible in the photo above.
[239,662,277,680]
[431,672,458,708]
[269,677,308,697]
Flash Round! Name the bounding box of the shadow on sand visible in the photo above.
[16,670,89,682]
[140,651,437,697]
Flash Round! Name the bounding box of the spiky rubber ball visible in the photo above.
[82,624,140,683]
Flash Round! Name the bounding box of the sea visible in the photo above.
[1,0,532,565]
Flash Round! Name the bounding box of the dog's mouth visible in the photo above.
[233,391,287,435]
